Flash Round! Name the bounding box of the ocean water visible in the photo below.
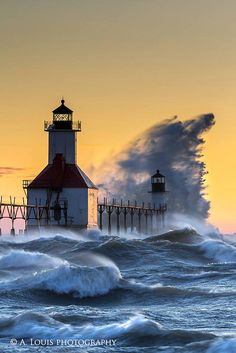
[0,228,235,353]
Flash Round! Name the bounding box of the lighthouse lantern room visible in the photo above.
[27,100,98,230]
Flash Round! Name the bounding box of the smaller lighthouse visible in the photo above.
[151,170,167,207]
[26,99,98,230]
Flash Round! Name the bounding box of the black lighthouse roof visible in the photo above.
[52,99,73,114]
[152,170,165,178]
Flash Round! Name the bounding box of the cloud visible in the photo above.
[0,167,24,177]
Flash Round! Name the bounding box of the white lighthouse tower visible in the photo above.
[26,99,98,230]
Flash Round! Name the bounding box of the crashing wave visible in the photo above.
[0,250,121,298]
[0,312,215,345]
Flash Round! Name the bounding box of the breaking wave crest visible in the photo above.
[145,229,236,264]
[32,264,121,297]
[0,250,121,298]
[0,249,217,299]
[0,312,215,345]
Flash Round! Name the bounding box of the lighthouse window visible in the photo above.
[53,113,72,121]
[152,177,165,183]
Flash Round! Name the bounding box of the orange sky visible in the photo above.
[1,0,236,233]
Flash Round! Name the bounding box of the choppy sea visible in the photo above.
[0,228,235,353]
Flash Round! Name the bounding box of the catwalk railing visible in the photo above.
[0,197,68,235]
[98,198,167,234]
[0,197,167,235]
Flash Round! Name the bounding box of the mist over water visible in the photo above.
[94,114,215,218]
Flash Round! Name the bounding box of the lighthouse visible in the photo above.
[26,99,98,230]
[150,170,167,207]
[150,169,168,231]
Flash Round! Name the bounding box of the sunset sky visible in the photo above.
[1,0,236,233]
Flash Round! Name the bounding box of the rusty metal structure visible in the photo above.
[0,197,166,235]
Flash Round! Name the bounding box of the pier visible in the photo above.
[0,197,68,235]
[98,198,166,234]
[0,197,166,235]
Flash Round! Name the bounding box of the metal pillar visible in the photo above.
[145,209,148,234]
[138,209,142,233]
[107,205,112,235]
[98,204,105,231]
[130,208,134,232]
[123,207,127,233]
[116,207,121,234]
